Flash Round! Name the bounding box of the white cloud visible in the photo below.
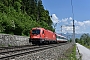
[51,14,60,23]
[83,20,90,26]
[76,21,84,26]
[75,20,90,33]
[74,20,78,24]
[61,18,68,22]
[56,17,90,34]
[62,26,73,33]
[69,17,73,20]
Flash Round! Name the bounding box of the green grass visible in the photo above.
[59,45,77,60]
[87,46,90,49]
[85,45,90,49]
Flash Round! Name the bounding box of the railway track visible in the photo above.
[0,43,67,60]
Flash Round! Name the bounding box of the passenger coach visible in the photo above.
[56,34,67,43]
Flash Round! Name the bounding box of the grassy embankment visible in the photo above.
[59,45,77,60]
[87,46,90,49]
[79,43,90,49]
[84,45,90,49]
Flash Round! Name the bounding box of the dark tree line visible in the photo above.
[75,33,90,48]
[0,0,54,36]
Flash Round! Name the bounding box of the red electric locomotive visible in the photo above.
[29,27,57,44]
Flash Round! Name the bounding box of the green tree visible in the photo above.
[0,0,54,35]
[80,33,90,46]
[75,38,80,43]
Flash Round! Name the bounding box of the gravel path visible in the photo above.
[76,43,90,60]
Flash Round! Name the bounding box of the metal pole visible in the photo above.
[73,20,75,44]
[61,26,62,35]
[71,0,75,44]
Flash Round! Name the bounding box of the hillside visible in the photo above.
[0,0,54,36]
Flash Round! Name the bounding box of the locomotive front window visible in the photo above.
[32,29,40,34]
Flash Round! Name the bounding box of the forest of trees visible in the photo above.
[0,0,54,36]
[75,33,90,48]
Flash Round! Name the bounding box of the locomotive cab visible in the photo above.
[30,28,45,44]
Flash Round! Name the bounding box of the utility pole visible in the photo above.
[71,0,75,44]
[73,20,75,44]
[61,26,62,35]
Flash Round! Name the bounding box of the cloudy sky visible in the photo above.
[42,0,90,34]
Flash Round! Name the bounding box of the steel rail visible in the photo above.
[0,43,68,59]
